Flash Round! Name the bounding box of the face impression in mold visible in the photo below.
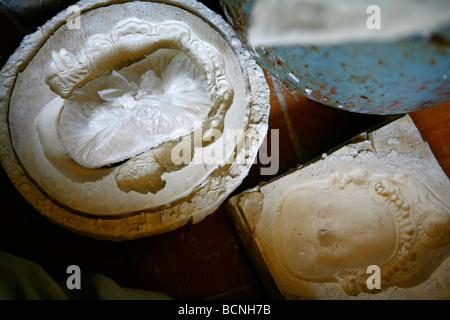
[279,188,397,280]
[272,169,450,296]
[58,49,211,168]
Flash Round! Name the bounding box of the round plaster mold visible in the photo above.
[0,0,270,240]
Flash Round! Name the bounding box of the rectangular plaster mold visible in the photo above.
[226,115,450,299]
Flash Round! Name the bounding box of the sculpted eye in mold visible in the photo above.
[0,0,270,240]
[227,116,450,299]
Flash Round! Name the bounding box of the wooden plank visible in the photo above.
[410,101,450,178]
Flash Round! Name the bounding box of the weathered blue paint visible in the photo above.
[220,0,450,114]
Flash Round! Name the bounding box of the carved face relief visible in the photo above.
[40,16,236,193]
[225,116,449,299]
[3,1,270,239]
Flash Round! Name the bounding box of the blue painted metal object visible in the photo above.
[220,0,450,114]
